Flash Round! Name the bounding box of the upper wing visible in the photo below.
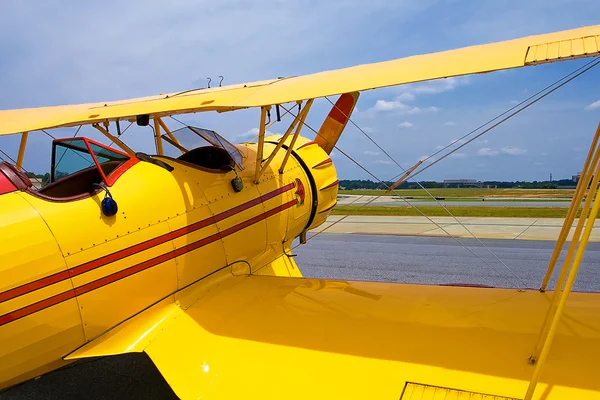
[1,25,599,136]
[66,268,600,400]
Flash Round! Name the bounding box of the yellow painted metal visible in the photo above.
[67,268,600,399]
[279,100,313,174]
[254,107,268,183]
[16,132,28,170]
[1,133,323,390]
[531,128,600,362]
[386,160,423,193]
[1,25,599,135]
[154,117,164,155]
[93,123,135,155]
[293,137,339,231]
[539,123,600,291]
[0,193,85,389]
[20,162,185,339]
[525,182,600,399]
[253,253,303,278]
[157,117,185,154]
[257,140,311,262]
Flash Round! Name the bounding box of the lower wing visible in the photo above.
[66,267,600,399]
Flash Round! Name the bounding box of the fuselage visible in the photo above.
[0,135,338,390]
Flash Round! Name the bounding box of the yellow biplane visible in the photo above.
[1,25,600,400]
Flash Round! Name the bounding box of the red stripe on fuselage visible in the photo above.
[0,183,296,304]
[321,180,339,190]
[0,200,298,326]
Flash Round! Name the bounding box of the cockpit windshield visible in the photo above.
[51,138,130,184]
[162,126,244,170]
[53,140,97,181]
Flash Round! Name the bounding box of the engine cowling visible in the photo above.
[265,135,338,233]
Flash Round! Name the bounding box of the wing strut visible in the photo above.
[278,100,313,174]
[16,132,28,170]
[258,102,302,177]
[253,106,269,183]
[525,122,600,399]
[156,117,185,154]
[153,118,164,155]
[93,123,135,155]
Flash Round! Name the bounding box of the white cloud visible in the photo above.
[476,146,526,156]
[534,162,543,166]
[238,128,260,138]
[418,155,429,162]
[237,127,273,139]
[408,77,469,95]
[375,159,394,165]
[450,152,467,158]
[501,146,527,155]
[364,150,380,156]
[477,147,499,156]
[397,92,415,102]
[584,100,600,111]
[398,121,414,128]
[444,121,456,126]
[371,99,406,112]
[479,139,489,144]
[509,99,520,105]
[362,126,376,133]
[367,99,439,115]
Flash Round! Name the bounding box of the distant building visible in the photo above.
[443,179,483,188]
[29,178,43,189]
[572,172,582,182]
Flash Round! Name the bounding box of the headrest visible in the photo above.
[0,162,33,191]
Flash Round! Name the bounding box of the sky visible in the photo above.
[0,0,599,182]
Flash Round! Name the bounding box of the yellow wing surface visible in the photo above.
[1,25,599,136]
[66,267,600,400]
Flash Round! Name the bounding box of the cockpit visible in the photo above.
[161,126,244,172]
[3,126,244,201]
[36,138,135,199]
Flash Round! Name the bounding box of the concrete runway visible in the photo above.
[3,234,600,399]
[319,215,600,241]
[338,195,572,208]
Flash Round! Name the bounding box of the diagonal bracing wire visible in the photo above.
[279,104,517,285]
[393,57,600,179]
[316,57,600,287]
[403,57,600,181]
[325,95,522,284]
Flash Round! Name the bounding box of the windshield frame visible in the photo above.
[163,126,245,170]
[51,137,135,186]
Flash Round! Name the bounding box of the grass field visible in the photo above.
[331,205,578,218]
[339,188,575,198]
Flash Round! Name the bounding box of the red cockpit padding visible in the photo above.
[0,162,32,194]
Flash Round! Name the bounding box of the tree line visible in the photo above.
[339,179,578,190]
